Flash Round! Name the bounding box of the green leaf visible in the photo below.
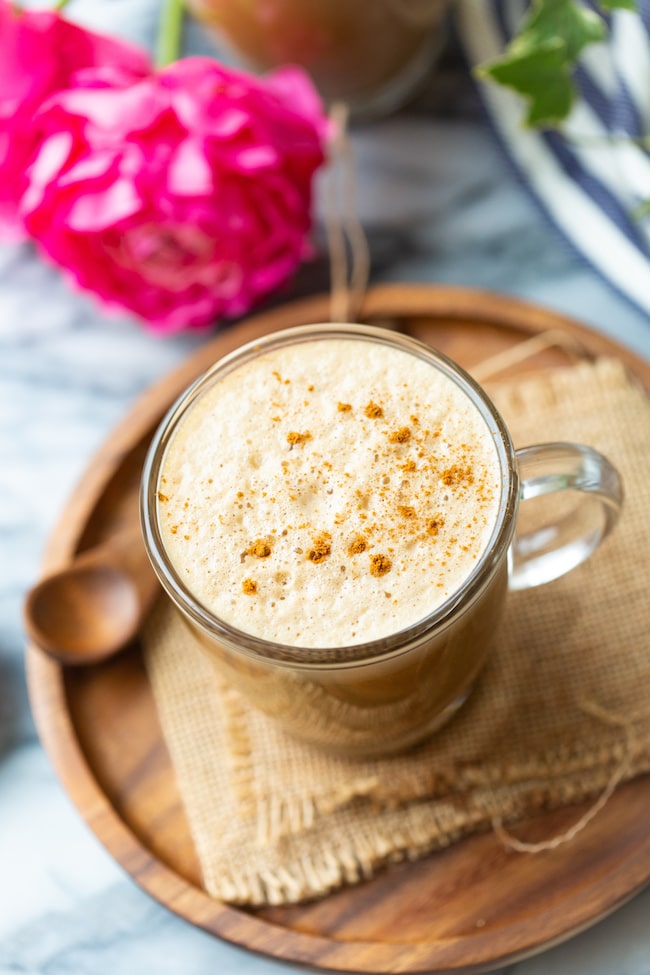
[511,0,606,61]
[597,0,637,10]
[475,0,622,126]
[633,199,650,220]
[480,41,575,127]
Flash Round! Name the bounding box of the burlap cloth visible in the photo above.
[143,357,650,906]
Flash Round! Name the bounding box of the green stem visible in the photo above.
[53,0,72,10]
[156,0,185,68]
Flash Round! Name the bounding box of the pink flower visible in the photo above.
[20,58,327,332]
[0,1,150,241]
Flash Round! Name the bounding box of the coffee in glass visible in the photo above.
[142,324,622,756]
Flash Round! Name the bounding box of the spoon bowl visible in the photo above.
[24,531,160,666]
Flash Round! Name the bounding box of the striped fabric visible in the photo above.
[456,0,650,316]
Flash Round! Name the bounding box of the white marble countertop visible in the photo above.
[2,3,650,973]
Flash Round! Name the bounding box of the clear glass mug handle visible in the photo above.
[508,443,624,591]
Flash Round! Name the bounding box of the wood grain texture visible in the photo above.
[26,285,650,974]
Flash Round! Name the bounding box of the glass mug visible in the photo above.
[141,324,623,758]
[185,0,449,118]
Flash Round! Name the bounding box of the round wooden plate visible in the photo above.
[27,285,650,974]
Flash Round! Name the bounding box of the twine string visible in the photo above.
[324,102,370,325]
[472,329,590,384]
[493,700,644,854]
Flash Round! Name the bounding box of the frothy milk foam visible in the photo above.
[157,336,501,648]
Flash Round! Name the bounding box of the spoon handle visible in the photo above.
[99,530,160,618]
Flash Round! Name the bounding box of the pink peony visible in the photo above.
[20,58,327,332]
[0,0,151,241]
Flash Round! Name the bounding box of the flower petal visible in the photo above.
[264,66,329,138]
[58,150,119,187]
[167,138,214,196]
[232,144,279,172]
[66,178,142,231]
[44,78,163,135]
[27,131,74,187]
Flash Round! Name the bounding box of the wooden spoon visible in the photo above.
[23,530,160,666]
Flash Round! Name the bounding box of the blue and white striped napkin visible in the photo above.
[456,0,650,317]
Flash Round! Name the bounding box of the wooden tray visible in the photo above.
[27,284,650,974]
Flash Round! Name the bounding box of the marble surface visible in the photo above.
[2,3,650,973]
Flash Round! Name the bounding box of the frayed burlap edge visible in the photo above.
[215,651,650,844]
[207,760,650,906]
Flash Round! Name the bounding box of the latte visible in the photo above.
[156,334,501,648]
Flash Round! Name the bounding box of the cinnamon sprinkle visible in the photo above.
[307,532,332,563]
[370,554,392,577]
[242,578,258,595]
[426,516,444,536]
[364,401,384,419]
[389,426,411,443]
[287,431,311,447]
[397,505,417,520]
[441,464,474,486]
[347,535,368,555]
[248,539,272,558]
